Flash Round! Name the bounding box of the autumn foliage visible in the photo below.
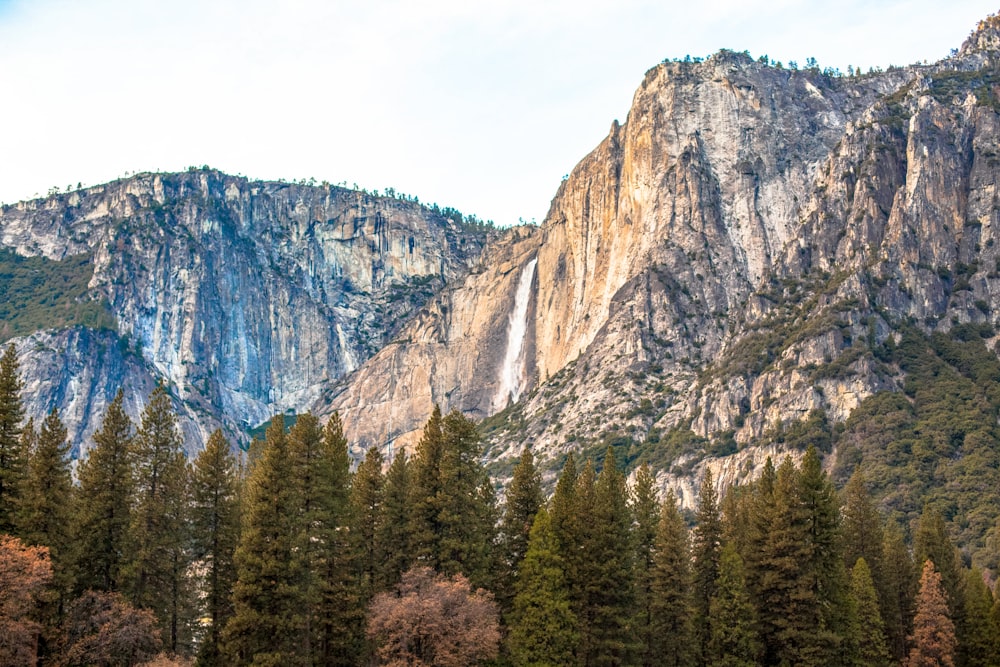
[60,590,161,666]
[0,534,51,665]
[906,559,958,667]
[367,567,500,667]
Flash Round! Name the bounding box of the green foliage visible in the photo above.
[649,491,695,666]
[507,508,579,666]
[349,445,385,600]
[72,389,134,594]
[0,343,25,533]
[190,429,240,667]
[707,544,760,667]
[845,558,892,667]
[834,326,1000,569]
[126,385,192,654]
[224,414,309,666]
[497,447,543,613]
[691,468,722,663]
[377,448,413,590]
[630,464,661,665]
[0,249,114,341]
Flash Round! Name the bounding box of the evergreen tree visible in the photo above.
[575,449,636,666]
[314,413,362,665]
[631,463,660,666]
[73,389,134,594]
[798,447,847,649]
[957,567,994,667]
[437,409,497,587]
[126,385,192,654]
[17,408,73,658]
[844,557,891,667]
[507,508,579,666]
[190,429,240,667]
[378,448,413,589]
[707,543,760,667]
[907,559,957,667]
[350,445,385,599]
[0,343,25,533]
[549,452,579,575]
[224,414,308,666]
[914,508,963,618]
[498,447,543,612]
[409,405,445,568]
[841,470,885,592]
[752,456,831,666]
[649,490,695,667]
[691,467,722,664]
[882,522,917,662]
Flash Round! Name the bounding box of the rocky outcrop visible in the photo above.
[0,171,490,455]
[323,19,1000,509]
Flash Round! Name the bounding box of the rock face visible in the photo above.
[0,171,490,455]
[322,18,1000,506]
[7,18,1000,511]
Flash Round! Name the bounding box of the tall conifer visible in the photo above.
[498,447,543,612]
[190,429,240,667]
[692,467,722,664]
[378,448,413,589]
[907,559,957,667]
[507,508,578,666]
[0,343,25,533]
[350,445,385,599]
[631,463,660,666]
[845,557,891,667]
[73,389,134,593]
[224,415,308,666]
[650,490,695,667]
[127,385,191,653]
[707,543,760,667]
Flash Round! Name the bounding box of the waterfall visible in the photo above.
[495,258,537,410]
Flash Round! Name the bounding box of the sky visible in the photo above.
[1,1,998,226]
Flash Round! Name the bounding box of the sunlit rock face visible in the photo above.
[0,170,489,456]
[325,22,1000,507]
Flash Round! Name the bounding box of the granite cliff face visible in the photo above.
[0,171,489,455]
[6,17,1000,512]
[324,17,1000,504]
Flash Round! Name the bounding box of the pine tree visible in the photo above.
[0,343,25,533]
[691,467,722,664]
[17,408,73,659]
[631,463,660,666]
[958,567,994,667]
[507,508,578,666]
[73,389,134,594]
[845,557,891,667]
[378,448,413,589]
[914,508,963,617]
[126,385,192,654]
[752,455,831,667]
[707,543,760,667]
[497,447,543,613]
[350,445,385,599]
[798,446,847,650]
[882,522,917,662]
[436,409,496,587]
[313,413,362,665]
[907,559,957,667]
[409,405,445,568]
[649,490,695,667]
[190,429,240,667]
[841,470,885,588]
[224,414,308,666]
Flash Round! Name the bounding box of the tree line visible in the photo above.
[2,340,1000,666]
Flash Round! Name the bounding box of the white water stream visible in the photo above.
[495,258,537,410]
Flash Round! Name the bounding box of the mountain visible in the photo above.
[0,170,491,455]
[318,16,1000,562]
[6,13,1000,564]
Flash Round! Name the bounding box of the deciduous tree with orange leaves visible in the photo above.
[367,566,499,667]
[0,534,51,665]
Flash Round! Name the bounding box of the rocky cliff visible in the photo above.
[0,171,490,455]
[323,15,1000,512]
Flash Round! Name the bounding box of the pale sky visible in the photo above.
[1,1,998,226]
